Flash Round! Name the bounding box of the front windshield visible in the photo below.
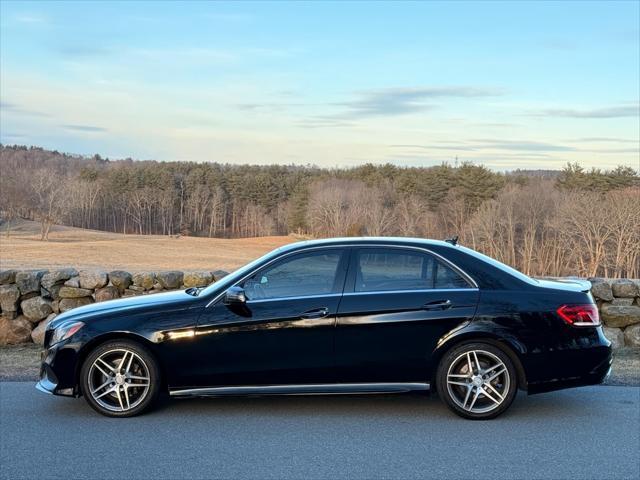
[200,247,286,297]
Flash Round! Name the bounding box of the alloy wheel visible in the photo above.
[445,349,510,414]
[88,348,151,413]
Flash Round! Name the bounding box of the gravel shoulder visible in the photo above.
[0,344,42,381]
[2,344,638,386]
[606,348,640,386]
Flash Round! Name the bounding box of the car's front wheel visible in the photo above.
[436,342,518,420]
[80,340,161,417]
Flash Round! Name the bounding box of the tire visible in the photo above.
[436,342,518,420]
[80,340,161,418]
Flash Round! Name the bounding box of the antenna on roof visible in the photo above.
[445,235,459,246]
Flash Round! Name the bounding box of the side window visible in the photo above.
[243,250,343,300]
[355,248,470,292]
[435,261,471,289]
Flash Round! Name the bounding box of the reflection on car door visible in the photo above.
[191,248,349,387]
[335,247,479,383]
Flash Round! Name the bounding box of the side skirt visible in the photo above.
[169,382,430,398]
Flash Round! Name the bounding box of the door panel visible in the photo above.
[192,295,340,386]
[335,247,479,383]
[190,248,349,387]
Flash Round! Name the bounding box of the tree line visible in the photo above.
[1,144,638,278]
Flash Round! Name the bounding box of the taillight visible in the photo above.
[556,304,600,327]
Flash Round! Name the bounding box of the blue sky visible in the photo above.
[1,1,638,170]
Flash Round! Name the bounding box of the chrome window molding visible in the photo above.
[246,293,343,305]
[206,243,478,308]
[342,288,478,297]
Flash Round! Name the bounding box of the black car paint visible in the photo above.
[40,238,612,398]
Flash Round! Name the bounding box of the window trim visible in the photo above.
[342,288,477,297]
[206,246,350,307]
[242,248,347,301]
[206,244,477,308]
[346,246,477,294]
[247,292,344,305]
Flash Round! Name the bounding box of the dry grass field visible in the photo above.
[0,220,297,271]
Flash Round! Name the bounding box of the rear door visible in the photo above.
[335,246,479,383]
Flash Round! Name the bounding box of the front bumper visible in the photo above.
[35,379,54,395]
[35,342,81,397]
[36,365,76,397]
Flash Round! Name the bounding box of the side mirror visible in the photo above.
[224,286,246,305]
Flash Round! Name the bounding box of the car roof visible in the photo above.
[277,237,455,253]
[272,237,537,290]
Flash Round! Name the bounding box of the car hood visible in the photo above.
[534,278,592,293]
[51,290,197,327]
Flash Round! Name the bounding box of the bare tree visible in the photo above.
[604,188,640,278]
[307,179,358,237]
[31,169,69,240]
[0,169,27,237]
[439,189,472,242]
[307,179,394,238]
[359,184,396,236]
[468,181,561,275]
[207,188,226,237]
[555,192,615,277]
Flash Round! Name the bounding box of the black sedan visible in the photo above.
[37,237,612,419]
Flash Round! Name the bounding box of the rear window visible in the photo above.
[456,245,538,286]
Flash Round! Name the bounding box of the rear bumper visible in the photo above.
[527,341,613,394]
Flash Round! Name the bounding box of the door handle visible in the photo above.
[422,300,452,311]
[300,307,330,319]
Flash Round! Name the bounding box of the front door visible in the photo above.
[192,248,349,387]
[335,247,479,383]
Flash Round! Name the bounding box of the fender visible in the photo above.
[73,330,163,395]
[430,322,528,390]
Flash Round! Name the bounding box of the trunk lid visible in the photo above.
[534,278,592,293]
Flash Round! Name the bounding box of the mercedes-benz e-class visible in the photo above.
[37,238,612,419]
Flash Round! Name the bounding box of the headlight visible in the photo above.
[50,321,85,345]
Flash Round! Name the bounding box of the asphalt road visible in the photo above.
[1,383,639,480]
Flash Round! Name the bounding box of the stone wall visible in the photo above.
[590,278,640,349]
[0,268,228,345]
[0,269,639,348]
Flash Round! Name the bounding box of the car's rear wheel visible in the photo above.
[436,342,517,420]
[80,340,161,417]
